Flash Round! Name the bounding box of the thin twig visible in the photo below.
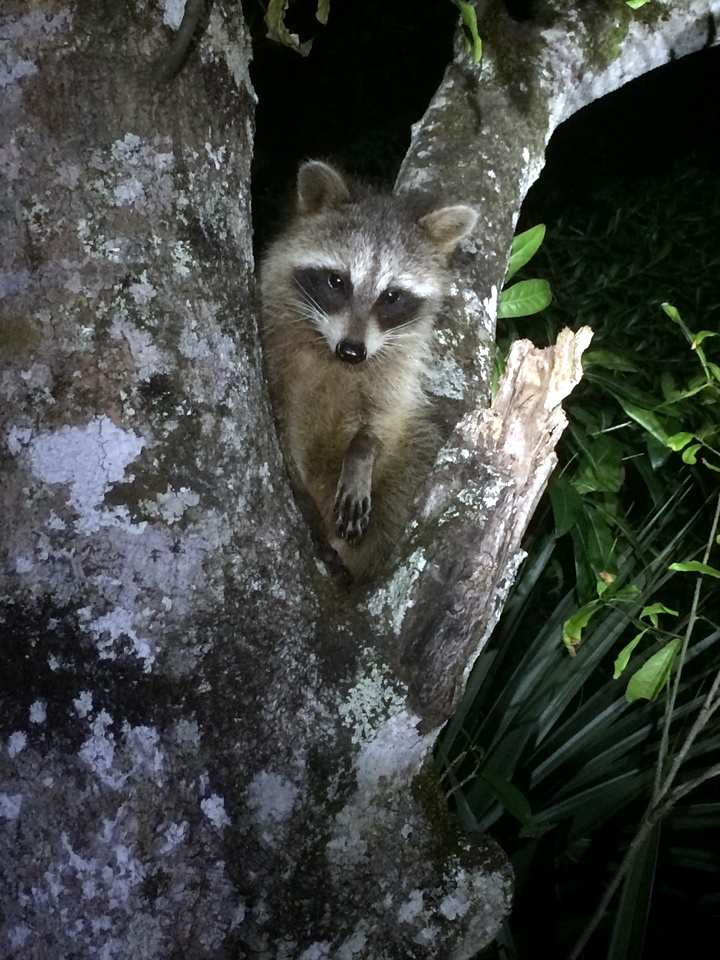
[654,492,720,799]
[663,760,720,811]
[659,662,720,795]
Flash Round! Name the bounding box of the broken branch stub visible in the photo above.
[403,327,594,728]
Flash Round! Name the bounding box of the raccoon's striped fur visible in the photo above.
[260,161,477,585]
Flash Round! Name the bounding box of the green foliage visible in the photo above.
[562,580,641,654]
[508,162,720,664]
[613,604,678,682]
[579,304,720,480]
[497,279,552,319]
[669,559,720,578]
[504,223,547,282]
[624,637,681,702]
[451,0,482,64]
[498,225,552,319]
[480,771,533,826]
[565,304,720,630]
[446,153,720,957]
[439,491,720,956]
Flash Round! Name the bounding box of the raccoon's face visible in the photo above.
[261,161,478,367]
[291,253,439,366]
[282,198,447,365]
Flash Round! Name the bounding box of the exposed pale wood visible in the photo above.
[402,328,593,727]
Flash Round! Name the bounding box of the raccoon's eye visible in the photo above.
[294,268,351,311]
[379,289,401,305]
[374,288,422,329]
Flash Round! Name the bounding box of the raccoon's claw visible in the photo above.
[335,486,371,544]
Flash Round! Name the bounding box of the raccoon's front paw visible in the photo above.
[335,483,371,545]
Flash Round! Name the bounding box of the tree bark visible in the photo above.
[0,1,716,958]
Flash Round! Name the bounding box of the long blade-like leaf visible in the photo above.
[607,822,660,960]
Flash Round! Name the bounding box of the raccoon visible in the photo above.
[260,160,477,585]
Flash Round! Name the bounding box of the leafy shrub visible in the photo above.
[442,152,720,958]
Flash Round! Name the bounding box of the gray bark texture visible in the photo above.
[0,1,717,958]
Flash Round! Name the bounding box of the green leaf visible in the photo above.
[505,224,546,282]
[663,382,708,403]
[497,279,551,319]
[666,431,695,452]
[615,398,670,445]
[596,572,617,598]
[613,586,641,603]
[480,771,533,825]
[548,474,584,537]
[669,561,720,579]
[640,603,678,626]
[692,330,718,348]
[681,443,702,464]
[451,0,482,63]
[571,432,624,495]
[660,370,678,402]
[626,639,682,702]
[661,303,682,324]
[562,599,602,652]
[707,361,720,383]
[582,350,638,373]
[568,503,618,600]
[626,0,651,7]
[614,631,646,679]
[646,433,671,471]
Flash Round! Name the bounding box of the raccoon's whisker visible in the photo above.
[383,317,424,335]
[294,296,332,327]
[274,301,329,329]
[293,283,328,315]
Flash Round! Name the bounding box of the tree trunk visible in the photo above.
[1,1,716,958]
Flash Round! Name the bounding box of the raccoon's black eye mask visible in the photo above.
[294,269,352,312]
[294,268,423,328]
[373,289,423,329]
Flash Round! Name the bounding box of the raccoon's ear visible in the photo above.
[297,161,352,215]
[418,205,478,254]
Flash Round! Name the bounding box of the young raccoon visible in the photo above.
[260,161,477,585]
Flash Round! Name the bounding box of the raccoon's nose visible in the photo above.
[336,340,367,364]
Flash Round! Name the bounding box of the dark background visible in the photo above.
[248,0,720,244]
